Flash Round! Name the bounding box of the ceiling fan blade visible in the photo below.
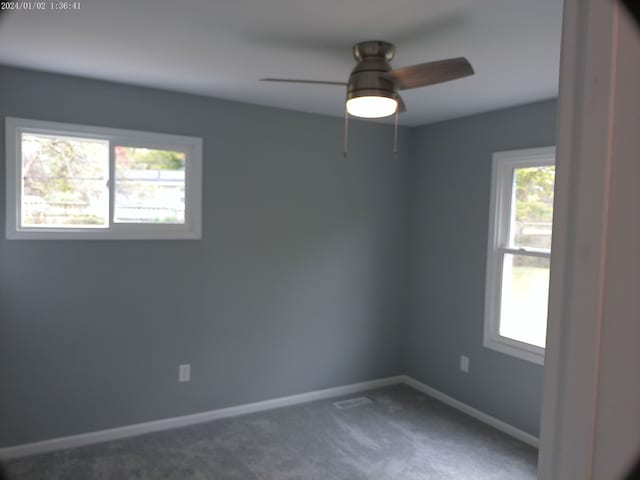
[384,57,474,90]
[396,95,407,113]
[260,78,347,86]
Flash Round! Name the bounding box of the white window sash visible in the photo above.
[483,146,556,364]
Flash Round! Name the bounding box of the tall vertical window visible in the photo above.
[5,118,202,239]
[484,147,555,364]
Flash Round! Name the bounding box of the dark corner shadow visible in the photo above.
[622,0,640,28]
[625,456,640,480]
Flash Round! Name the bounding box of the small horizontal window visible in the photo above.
[5,117,202,240]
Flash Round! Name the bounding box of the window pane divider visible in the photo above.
[499,246,551,258]
[108,142,115,229]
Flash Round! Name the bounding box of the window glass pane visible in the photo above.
[499,253,550,348]
[511,166,555,250]
[21,133,109,228]
[114,146,186,224]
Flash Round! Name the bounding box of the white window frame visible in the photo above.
[5,117,203,240]
[483,146,556,365]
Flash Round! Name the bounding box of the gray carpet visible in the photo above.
[4,384,538,479]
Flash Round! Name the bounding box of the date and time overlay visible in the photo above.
[1,1,80,11]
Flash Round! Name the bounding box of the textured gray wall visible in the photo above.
[0,67,410,446]
[407,99,557,437]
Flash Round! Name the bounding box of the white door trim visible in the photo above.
[538,0,640,478]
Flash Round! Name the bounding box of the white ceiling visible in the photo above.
[0,0,563,126]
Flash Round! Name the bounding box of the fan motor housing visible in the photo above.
[347,41,397,102]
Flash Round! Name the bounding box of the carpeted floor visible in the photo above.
[4,384,538,479]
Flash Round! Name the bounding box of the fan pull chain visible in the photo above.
[343,105,349,159]
[393,107,399,159]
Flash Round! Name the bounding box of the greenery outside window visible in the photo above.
[484,147,556,364]
[5,117,202,239]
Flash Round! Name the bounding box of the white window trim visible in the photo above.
[483,146,556,365]
[5,117,203,240]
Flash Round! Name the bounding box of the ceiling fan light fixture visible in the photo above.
[261,40,474,130]
[346,95,398,118]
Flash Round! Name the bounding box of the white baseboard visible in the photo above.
[402,375,539,448]
[0,374,538,459]
[0,376,403,459]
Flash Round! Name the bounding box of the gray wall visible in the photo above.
[0,67,410,446]
[407,99,557,437]
[0,65,555,446]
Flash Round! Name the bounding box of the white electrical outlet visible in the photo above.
[460,355,469,373]
[179,364,191,383]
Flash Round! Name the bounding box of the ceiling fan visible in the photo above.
[261,40,474,119]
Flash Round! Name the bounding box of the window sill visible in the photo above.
[6,227,201,240]
[483,336,545,365]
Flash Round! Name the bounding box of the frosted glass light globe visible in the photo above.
[346,96,398,118]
